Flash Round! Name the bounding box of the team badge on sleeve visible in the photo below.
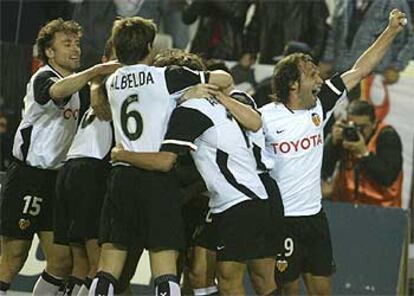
[311,113,321,127]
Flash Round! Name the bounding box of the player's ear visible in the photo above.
[45,47,54,59]
[290,80,299,92]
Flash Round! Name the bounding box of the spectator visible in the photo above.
[245,0,329,64]
[230,53,257,94]
[322,100,403,207]
[72,0,117,69]
[113,0,189,49]
[183,0,252,60]
[320,0,414,85]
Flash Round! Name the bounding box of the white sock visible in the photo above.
[88,272,115,296]
[33,270,64,296]
[0,291,6,296]
[77,284,89,296]
[154,274,181,296]
[193,285,219,295]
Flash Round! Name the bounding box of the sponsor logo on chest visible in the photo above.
[271,133,323,154]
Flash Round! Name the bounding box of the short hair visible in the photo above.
[347,100,376,122]
[270,53,313,104]
[112,17,157,65]
[153,49,206,71]
[36,18,82,64]
[205,59,230,73]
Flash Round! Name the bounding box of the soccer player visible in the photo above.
[259,9,407,295]
[88,17,232,296]
[0,19,116,296]
[110,54,279,296]
[183,61,284,296]
[53,38,116,296]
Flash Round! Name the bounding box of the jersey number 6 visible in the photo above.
[121,94,143,141]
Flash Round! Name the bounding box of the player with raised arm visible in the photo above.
[88,17,232,296]
[259,9,407,295]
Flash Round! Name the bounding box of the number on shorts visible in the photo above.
[22,195,43,216]
[205,211,213,223]
[284,237,294,257]
[121,94,143,140]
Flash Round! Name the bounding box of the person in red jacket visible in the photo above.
[322,100,403,207]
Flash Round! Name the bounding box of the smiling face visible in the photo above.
[298,61,323,109]
[46,31,81,74]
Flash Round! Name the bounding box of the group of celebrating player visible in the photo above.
[0,8,407,296]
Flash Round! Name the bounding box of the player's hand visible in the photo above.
[181,84,220,102]
[383,67,400,85]
[342,130,368,158]
[111,143,125,162]
[92,60,121,77]
[388,8,407,34]
[332,120,345,146]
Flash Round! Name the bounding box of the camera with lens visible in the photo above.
[342,121,360,142]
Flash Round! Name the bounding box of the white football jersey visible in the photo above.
[229,89,274,173]
[12,64,80,169]
[161,98,268,214]
[105,64,207,158]
[260,74,347,216]
[66,107,113,160]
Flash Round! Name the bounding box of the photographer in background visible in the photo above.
[322,100,403,207]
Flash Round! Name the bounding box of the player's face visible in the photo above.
[299,61,323,109]
[48,31,81,73]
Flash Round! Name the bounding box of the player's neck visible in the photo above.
[137,55,152,66]
[47,60,73,77]
[286,94,302,110]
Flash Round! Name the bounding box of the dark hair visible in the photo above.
[112,17,157,65]
[270,53,313,104]
[205,59,230,73]
[347,100,376,122]
[153,49,206,71]
[102,38,115,60]
[36,18,82,63]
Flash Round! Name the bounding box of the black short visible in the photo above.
[99,166,185,251]
[54,158,110,245]
[276,210,335,282]
[193,209,216,251]
[259,172,285,255]
[181,193,209,248]
[212,199,276,262]
[0,161,57,240]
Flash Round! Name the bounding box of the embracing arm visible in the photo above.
[50,61,120,102]
[111,145,178,173]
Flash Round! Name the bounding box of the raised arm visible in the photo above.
[341,9,407,91]
[49,61,120,102]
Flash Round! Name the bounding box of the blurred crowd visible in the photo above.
[1,0,414,209]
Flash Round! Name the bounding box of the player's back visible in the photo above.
[106,64,177,153]
[176,98,268,213]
